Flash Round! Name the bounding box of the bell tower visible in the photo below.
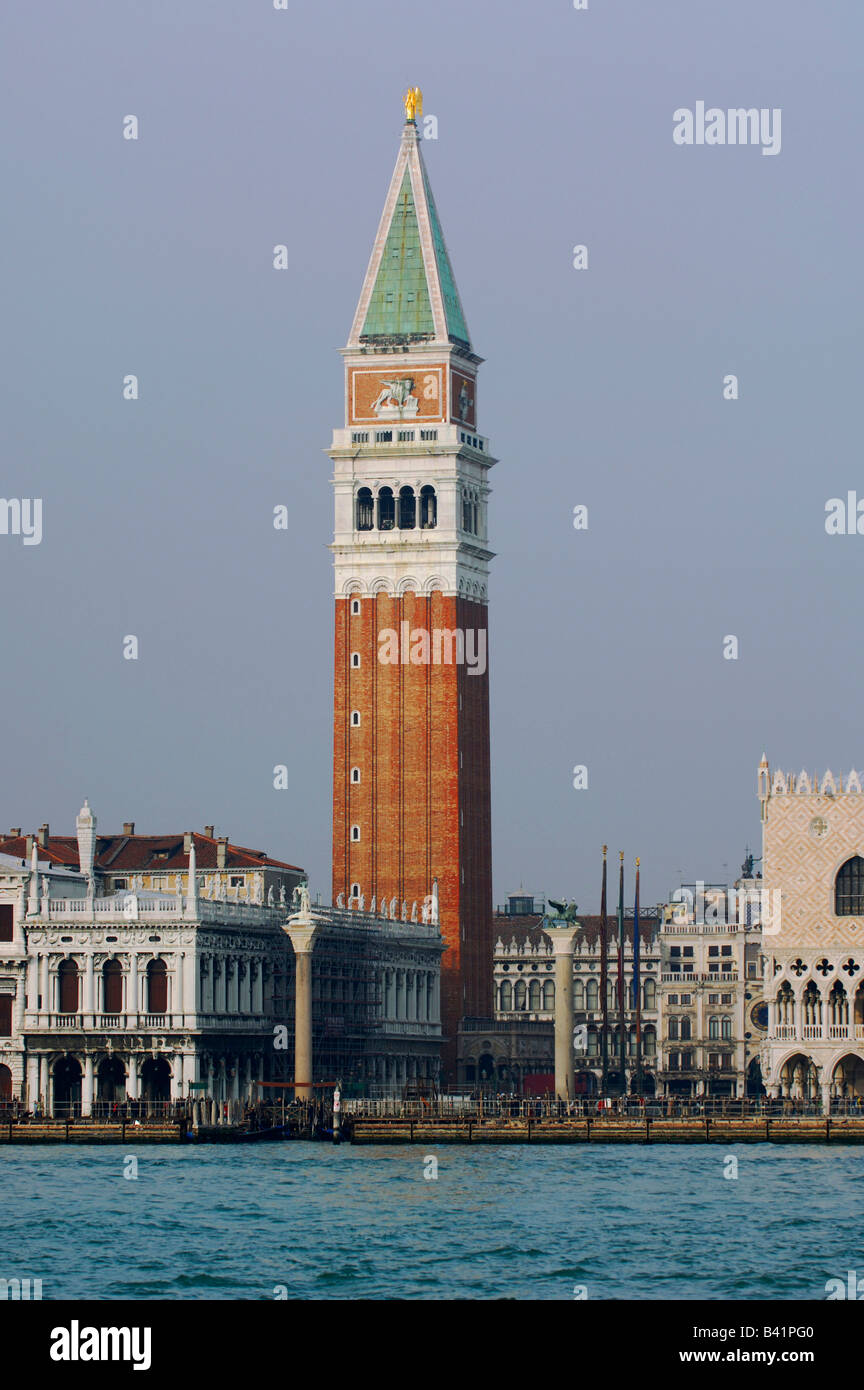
[328,92,495,1070]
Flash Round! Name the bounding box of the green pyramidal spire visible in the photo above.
[349,117,471,350]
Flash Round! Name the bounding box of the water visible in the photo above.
[1,1143,861,1300]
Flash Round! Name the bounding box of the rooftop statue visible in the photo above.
[545,898,579,925]
[403,86,423,122]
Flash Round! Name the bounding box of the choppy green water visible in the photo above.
[1,1143,861,1300]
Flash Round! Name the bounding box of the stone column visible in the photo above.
[127,1054,139,1101]
[547,925,581,1101]
[26,1054,39,1109]
[128,952,138,1020]
[82,1054,94,1117]
[84,954,95,1022]
[284,916,318,1101]
[39,954,49,1019]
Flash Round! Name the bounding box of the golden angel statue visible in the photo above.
[403,86,423,122]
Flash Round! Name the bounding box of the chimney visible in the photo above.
[204,825,214,839]
[9,828,21,837]
[25,834,34,860]
[123,822,135,836]
[37,823,49,847]
[183,832,193,855]
[217,837,228,870]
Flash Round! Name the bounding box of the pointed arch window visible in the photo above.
[836,856,864,915]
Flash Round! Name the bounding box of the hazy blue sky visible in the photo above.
[1,0,861,910]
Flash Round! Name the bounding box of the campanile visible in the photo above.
[328,91,495,1070]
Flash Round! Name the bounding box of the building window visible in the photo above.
[398,486,416,529]
[419,485,437,529]
[0,996,12,1037]
[669,1017,679,1040]
[528,980,541,1011]
[0,904,12,942]
[356,487,374,531]
[103,959,123,1014]
[351,598,361,615]
[377,486,395,530]
[58,959,79,1014]
[836,856,864,915]
[147,959,168,1014]
[500,979,512,1011]
[351,825,360,842]
[586,979,598,1010]
[543,979,554,1010]
[113,878,128,892]
[721,1016,732,1040]
[350,652,360,668]
[351,882,360,898]
[351,710,361,727]
[514,980,526,1011]
[351,767,361,783]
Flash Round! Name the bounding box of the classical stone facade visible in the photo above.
[279,898,445,1098]
[657,880,766,1098]
[760,756,864,1105]
[458,909,661,1094]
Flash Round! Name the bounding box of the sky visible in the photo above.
[0,0,861,912]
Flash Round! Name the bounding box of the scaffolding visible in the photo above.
[270,919,382,1095]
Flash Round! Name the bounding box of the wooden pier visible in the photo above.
[0,1119,184,1144]
[347,1115,864,1145]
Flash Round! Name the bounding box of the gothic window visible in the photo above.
[500,979,512,1011]
[103,959,123,1014]
[709,1015,720,1040]
[643,977,656,1009]
[420,485,437,530]
[644,1027,656,1057]
[528,980,541,1010]
[669,1016,679,1040]
[586,979,599,1010]
[58,959,79,1014]
[147,959,168,1014]
[398,486,416,529]
[573,979,584,1009]
[836,856,864,915]
[377,487,395,530]
[721,1016,732,1040]
[462,491,473,534]
[543,979,554,1010]
[356,488,374,531]
[514,980,526,1011]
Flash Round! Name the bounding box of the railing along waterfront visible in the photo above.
[342,1096,864,1119]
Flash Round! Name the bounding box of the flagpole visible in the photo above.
[599,846,608,1097]
[634,857,643,1098]
[617,851,626,1097]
